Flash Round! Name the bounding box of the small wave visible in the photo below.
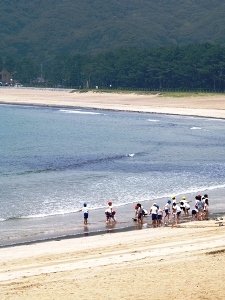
[202,184,225,191]
[2,210,81,221]
[15,153,142,176]
[190,127,201,130]
[188,183,225,194]
[21,210,83,219]
[1,200,142,222]
[20,213,66,219]
[59,109,101,115]
[162,184,225,200]
[148,119,160,122]
[3,216,24,221]
[17,168,56,175]
[1,206,110,222]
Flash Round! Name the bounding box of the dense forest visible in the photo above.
[1,1,225,60]
[1,1,225,91]
[2,43,225,91]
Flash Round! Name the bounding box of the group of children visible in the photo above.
[191,194,209,221]
[134,194,209,227]
[79,194,209,227]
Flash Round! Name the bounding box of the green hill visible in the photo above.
[1,0,225,60]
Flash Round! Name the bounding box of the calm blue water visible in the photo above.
[0,103,225,246]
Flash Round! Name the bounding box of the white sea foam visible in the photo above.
[190,126,201,130]
[148,119,160,122]
[19,210,82,219]
[59,109,101,115]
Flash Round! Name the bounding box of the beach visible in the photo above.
[0,221,225,300]
[1,87,225,119]
[1,88,225,299]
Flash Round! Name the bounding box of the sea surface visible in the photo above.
[0,103,225,247]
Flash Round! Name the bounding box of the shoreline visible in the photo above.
[1,87,225,119]
[1,186,225,249]
[1,88,225,299]
[2,101,225,121]
[1,211,224,249]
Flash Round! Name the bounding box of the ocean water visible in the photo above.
[0,103,225,246]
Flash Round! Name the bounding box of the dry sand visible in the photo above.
[1,88,225,299]
[1,87,225,119]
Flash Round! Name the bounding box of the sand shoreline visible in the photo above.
[0,221,225,299]
[1,88,225,299]
[1,87,225,119]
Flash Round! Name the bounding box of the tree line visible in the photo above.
[2,43,225,91]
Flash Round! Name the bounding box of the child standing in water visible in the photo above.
[105,201,116,224]
[164,200,171,224]
[133,205,139,221]
[157,205,163,227]
[80,202,89,225]
[149,203,158,228]
[136,203,145,224]
[202,195,209,220]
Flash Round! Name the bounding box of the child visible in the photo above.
[176,203,182,224]
[136,203,145,224]
[184,201,191,216]
[105,201,116,224]
[157,205,163,227]
[203,197,209,220]
[80,202,89,225]
[171,195,176,204]
[179,196,186,214]
[171,202,177,225]
[179,196,192,216]
[164,200,171,224]
[195,195,203,220]
[149,203,158,228]
[192,207,199,221]
[195,194,202,211]
[133,205,139,221]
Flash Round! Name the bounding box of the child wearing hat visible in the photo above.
[80,202,89,225]
[105,201,116,224]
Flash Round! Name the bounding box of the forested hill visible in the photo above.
[1,0,225,60]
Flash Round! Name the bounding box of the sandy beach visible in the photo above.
[1,88,225,299]
[0,220,225,300]
[1,87,225,119]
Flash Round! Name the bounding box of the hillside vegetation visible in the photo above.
[2,43,225,92]
[1,0,225,60]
